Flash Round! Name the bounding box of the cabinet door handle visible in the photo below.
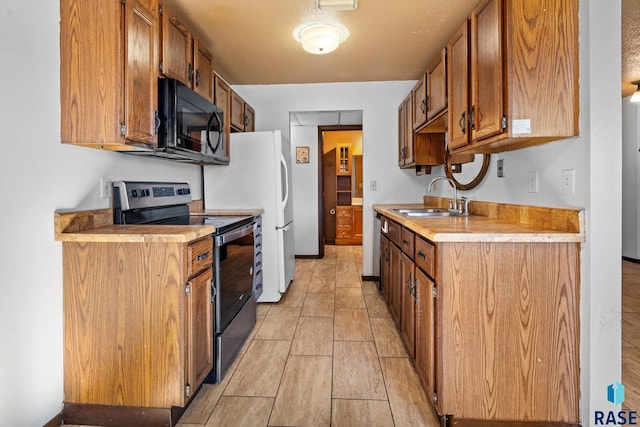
[195,69,201,87]
[188,63,194,82]
[417,252,426,260]
[421,98,426,114]
[459,111,466,135]
[154,110,161,134]
[381,221,389,234]
[469,105,476,130]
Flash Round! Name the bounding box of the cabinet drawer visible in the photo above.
[337,226,352,238]
[401,227,415,258]
[188,236,213,277]
[337,216,352,227]
[415,237,435,278]
[337,207,352,217]
[381,217,402,246]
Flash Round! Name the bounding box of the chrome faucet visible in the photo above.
[427,176,458,212]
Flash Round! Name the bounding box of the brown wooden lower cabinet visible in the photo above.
[61,237,214,426]
[377,217,580,425]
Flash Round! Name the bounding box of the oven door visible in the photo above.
[214,222,255,333]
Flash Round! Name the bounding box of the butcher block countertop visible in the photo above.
[374,196,585,243]
[54,207,263,243]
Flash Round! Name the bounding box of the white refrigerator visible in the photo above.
[204,130,295,302]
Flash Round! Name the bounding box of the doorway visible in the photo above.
[319,126,363,248]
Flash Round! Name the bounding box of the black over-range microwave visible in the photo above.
[126,78,229,165]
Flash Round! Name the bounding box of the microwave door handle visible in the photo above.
[207,110,223,154]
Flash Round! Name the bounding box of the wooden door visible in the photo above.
[447,19,470,150]
[415,267,435,405]
[427,49,447,121]
[193,39,214,102]
[400,252,415,358]
[123,0,158,146]
[470,0,504,142]
[160,4,191,86]
[412,76,427,130]
[185,268,214,395]
[323,149,337,244]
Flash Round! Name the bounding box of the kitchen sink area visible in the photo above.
[390,207,471,218]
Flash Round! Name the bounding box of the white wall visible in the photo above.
[622,97,640,259]
[0,0,621,425]
[0,2,203,425]
[290,125,320,255]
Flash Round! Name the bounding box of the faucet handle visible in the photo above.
[459,197,469,215]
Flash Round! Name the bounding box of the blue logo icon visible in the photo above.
[608,382,626,405]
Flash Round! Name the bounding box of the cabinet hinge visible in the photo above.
[119,123,126,136]
[432,286,437,298]
[159,61,163,72]
[159,4,163,14]
[185,284,191,295]
[433,391,438,404]
[185,383,191,398]
[120,0,125,5]
[502,116,507,130]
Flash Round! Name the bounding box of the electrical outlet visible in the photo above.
[497,159,504,178]
[100,178,112,199]
[562,169,575,195]
[370,180,377,191]
[528,171,539,193]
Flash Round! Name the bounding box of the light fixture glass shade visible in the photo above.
[293,22,349,55]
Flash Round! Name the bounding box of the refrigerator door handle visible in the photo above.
[280,153,289,210]
[276,220,293,232]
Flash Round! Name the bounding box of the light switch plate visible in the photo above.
[528,171,539,193]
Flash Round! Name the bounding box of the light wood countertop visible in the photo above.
[374,201,585,243]
[54,207,263,243]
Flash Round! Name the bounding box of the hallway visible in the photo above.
[622,260,640,410]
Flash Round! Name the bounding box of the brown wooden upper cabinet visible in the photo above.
[412,75,428,130]
[60,0,159,149]
[230,91,255,132]
[399,92,445,170]
[447,19,471,151]
[426,48,447,123]
[160,3,215,103]
[448,0,579,154]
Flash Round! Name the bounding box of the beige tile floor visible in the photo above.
[177,245,440,427]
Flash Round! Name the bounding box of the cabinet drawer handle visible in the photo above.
[402,239,409,246]
[196,251,210,261]
[417,252,426,260]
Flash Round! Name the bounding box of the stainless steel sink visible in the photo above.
[391,208,467,217]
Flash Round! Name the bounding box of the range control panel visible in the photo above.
[113,181,192,211]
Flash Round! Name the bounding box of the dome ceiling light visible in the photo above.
[293,22,350,55]
[631,80,640,102]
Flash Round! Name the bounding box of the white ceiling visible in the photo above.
[166,0,637,97]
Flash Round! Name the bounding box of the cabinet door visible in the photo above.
[389,242,402,326]
[398,95,414,167]
[415,267,436,406]
[447,19,470,150]
[230,91,246,130]
[412,76,428,130]
[193,39,215,102]
[160,4,192,86]
[337,144,352,175]
[470,0,504,142]
[244,104,255,132]
[426,49,447,121]
[214,75,232,158]
[400,253,416,358]
[380,234,391,303]
[185,268,214,396]
[352,206,363,240]
[123,1,159,146]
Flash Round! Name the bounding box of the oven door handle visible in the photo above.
[215,222,254,246]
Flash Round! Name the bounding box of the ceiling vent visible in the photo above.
[317,0,358,11]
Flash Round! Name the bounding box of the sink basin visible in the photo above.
[391,208,467,218]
